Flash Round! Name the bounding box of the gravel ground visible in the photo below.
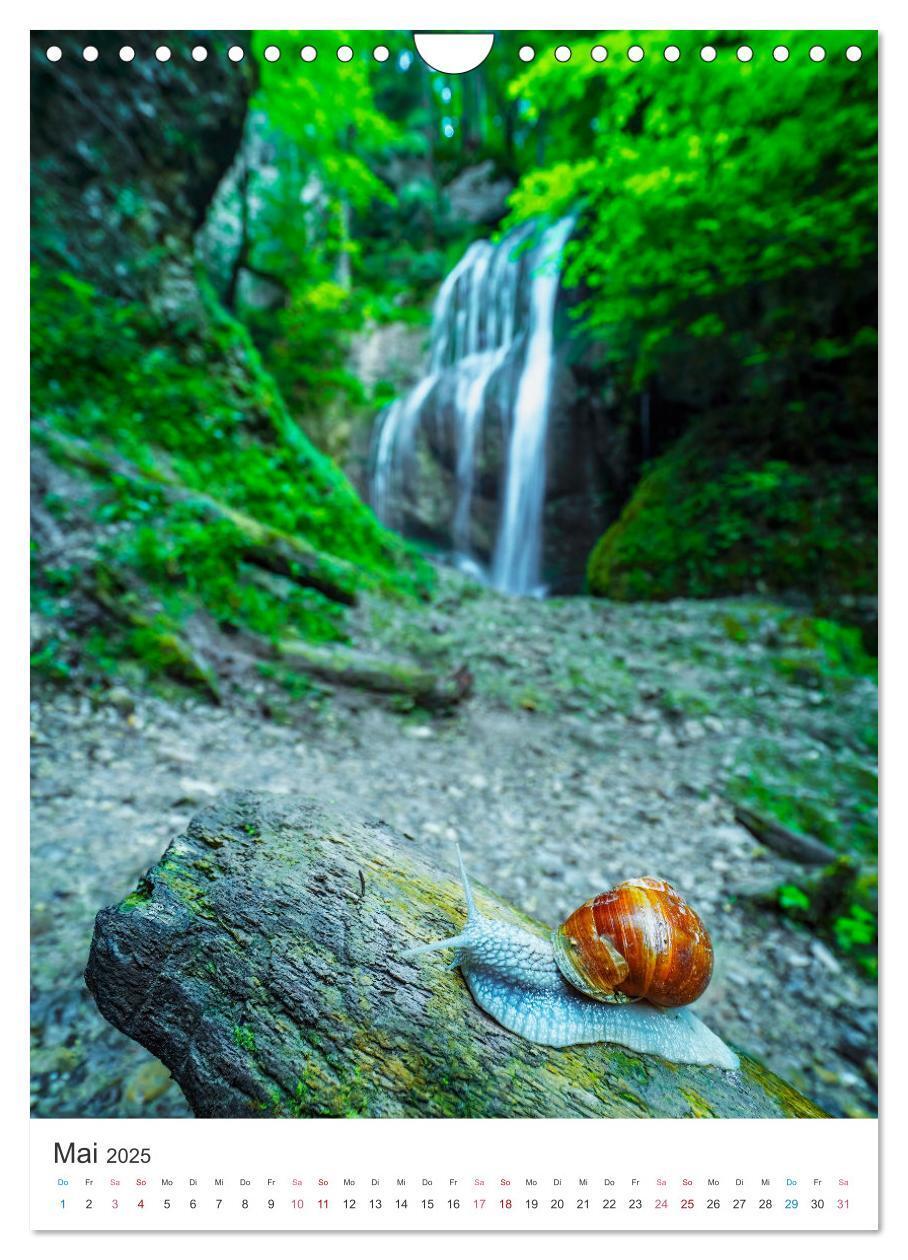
[30,574,878,1119]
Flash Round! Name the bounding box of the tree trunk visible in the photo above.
[85,792,825,1119]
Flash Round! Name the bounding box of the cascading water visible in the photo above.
[368,215,573,595]
[491,215,574,594]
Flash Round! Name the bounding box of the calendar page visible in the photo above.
[28,5,880,1238]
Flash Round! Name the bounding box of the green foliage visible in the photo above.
[30,638,73,681]
[507,31,876,392]
[794,618,877,680]
[234,34,430,415]
[719,608,876,687]
[110,509,345,646]
[771,869,877,978]
[770,617,877,689]
[834,904,876,951]
[31,264,432,690]
[508,33,876,611]
[227,31,547,420]
[777,884,811,913]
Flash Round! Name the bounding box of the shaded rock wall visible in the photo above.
[31,31,255,299]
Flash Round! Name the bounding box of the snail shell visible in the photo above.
[405,849,738,1071]
[552,876,714,1007]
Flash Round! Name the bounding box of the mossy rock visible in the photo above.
[587,422,876,605]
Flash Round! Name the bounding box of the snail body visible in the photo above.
[405,850,738,1071]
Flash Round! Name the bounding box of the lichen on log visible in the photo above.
[85,792,826,1119]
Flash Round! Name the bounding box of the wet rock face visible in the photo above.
[365,221,613,593]
[85,790,824,1119]
[540,352,612,592]
[387,343,611,590]
[349,322,429,396]
[444,160,514,226]
[31,31,254,297]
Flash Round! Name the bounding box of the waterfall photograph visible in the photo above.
[31,30,876,1121]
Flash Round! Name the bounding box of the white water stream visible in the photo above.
[369,216,573,595]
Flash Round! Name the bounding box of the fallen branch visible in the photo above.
[91,562,221,701]
[276,637,472,709]
[733,803,841,866]
[85,792,825,1119]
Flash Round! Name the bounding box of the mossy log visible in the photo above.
[85,792,825,1119]
[33,425,360,606]
[276,638,472,710]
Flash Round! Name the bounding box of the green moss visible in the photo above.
[31,264,434,692]
[659,686,714,719]
[678,1086,717,1118]
[233,1025,257,1053]
[587,424,876,608]
[729,740,876,860]
[778,615,876,681]
[156,858,215,918]
[120,877,153,911]
[720,612,751,644]
[738,1056,827,1119]
[30,639,73,680]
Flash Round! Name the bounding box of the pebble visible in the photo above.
[810,939,842,973]
[105,686,136,716]
[176,778,219,801]
[124,1058,175,1106]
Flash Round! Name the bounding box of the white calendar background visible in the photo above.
[30,1118,877,1230]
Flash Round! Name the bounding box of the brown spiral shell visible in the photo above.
[551,876,714,1008]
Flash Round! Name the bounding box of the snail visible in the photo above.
[404,848,739,1071]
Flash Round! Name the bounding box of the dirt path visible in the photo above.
[30,577,877,1118]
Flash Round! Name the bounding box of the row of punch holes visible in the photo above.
[45,42,865,65]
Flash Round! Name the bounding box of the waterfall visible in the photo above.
[491,215,574,594]
[368,215,573,595]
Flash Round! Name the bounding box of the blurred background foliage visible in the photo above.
[230,30,877,621]
[30,29,877,673]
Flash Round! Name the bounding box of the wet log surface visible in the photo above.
[86,792,826,1119]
